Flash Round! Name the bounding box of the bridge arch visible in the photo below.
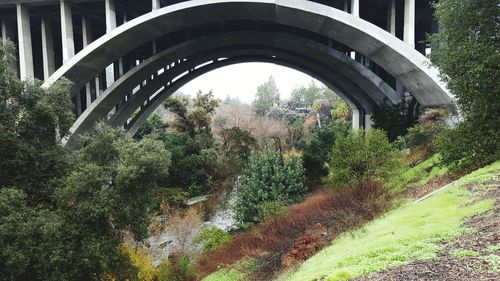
[64,31,402,147]
[36,0,454,146]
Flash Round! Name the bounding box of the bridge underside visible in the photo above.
[1,0,455,148]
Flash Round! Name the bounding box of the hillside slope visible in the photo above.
[276,161,499,281]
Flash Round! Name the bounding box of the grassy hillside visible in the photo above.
[276,161,499,281]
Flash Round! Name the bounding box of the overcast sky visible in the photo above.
[178,62,322,104]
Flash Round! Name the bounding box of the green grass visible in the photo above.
[276,162,498,281]
[386,154,448,192]
[203,267,246,281]
[451,249,478,258]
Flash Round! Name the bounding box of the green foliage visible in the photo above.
[164,90,220,138]
[372,101,417,142]
[193,227,230,254]
[162,92,222,196]
[0,42,74,205]
[300,120,350,186]
[288,81,336,109]
[219,127,258,174]
[234,150,306,225]
[386,154,448,192]
[429,0,500,172]
[134,114,168,140]
[0,42,175,280]
[327,129,401,188]
[256,200,288,222]
[395,109,448,154]
[252,76,280,116]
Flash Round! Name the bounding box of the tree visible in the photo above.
[0,41,74,206]
[300,120,350,186]
[252,76,280,116]
[429,0,499,172]
[163,90,220,138]
[371,101,417,142]
[234,150,306,225]
[327,129,401,188]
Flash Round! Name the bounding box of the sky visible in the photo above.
[178,62,322,104]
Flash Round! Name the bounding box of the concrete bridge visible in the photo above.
[0,0,456,147]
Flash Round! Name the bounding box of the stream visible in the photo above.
[145,177,241,265]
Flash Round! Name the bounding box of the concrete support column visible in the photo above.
[404,0,415,47]
[152,0,161,10]
[82,14,92,108]
[387,0,405,102]
[352,109,361,130]
[364,113,373,130]
[387,0,396,36]
[16,4,34,80]
[41,17,55,80]
[105,0,116,88]
[351,0,359,17]
[1,19,18,73]
[60,1,75,63]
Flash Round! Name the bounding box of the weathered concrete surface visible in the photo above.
[42,0,454,108]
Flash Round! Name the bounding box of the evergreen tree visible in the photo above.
[234,150,306,225]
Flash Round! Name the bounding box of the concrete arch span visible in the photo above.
[64,32,397,147]
[42,0,453,109]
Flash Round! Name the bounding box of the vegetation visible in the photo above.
[429,0,500,172]
[300,120,350,186]
[234,150,306,226]
[327,129,401,188]
[372,100,417,142]
[252,76,280,116]
[193,227,231,254]
[199,182,390,280]
[277,162,498,281]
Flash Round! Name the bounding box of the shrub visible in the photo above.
[234,150,306,225]
[257,200,288,222]
[395,109,448,157]
[157,256,195,281]
[327,129,401,188]
[193,227,230,254]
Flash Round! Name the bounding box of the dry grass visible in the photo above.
[195,183,391,280]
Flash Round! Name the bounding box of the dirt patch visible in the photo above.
[281,224,331,268]
[354,178,500,281]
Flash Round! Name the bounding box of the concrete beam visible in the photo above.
[60,0,75,63]
[16,4,34,80]
[41,17,55,79]
[404,0,415,46]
